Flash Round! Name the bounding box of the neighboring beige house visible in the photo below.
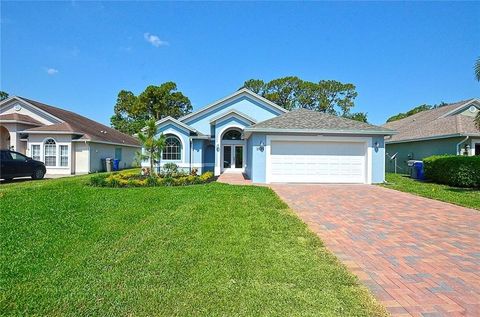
[0,96,140,175]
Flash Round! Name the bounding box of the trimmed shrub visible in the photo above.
[89,174,107,187]
[423,155,480,188]
[89,170,215,188]
[161,163,178,177]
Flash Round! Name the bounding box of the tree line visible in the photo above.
[111,77,367,135]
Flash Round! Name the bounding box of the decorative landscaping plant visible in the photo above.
[90,169,214,188]
[423,155,480,188]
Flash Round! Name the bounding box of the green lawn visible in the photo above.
[0,175,385,316]
[383,173,480,210]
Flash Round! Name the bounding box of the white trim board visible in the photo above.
[149,116,197,133]
[209,109,257,125]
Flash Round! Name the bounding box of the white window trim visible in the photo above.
[31,144,41,161]
[471,138,480,156]
[162,134,182,162]
[27,138,71,169]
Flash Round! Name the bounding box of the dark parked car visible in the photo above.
[0,150,46,181]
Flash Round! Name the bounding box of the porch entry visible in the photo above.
[222,145,244,170]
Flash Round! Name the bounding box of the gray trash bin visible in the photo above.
[105,158,113,172]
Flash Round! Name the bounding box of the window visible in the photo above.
[10,151,27,161]
[31,145,40,161]
[115,148,122,161]
[222,130,242,140]
[44,139,57,166]
[60,145,69,167]
[162,135,181,160]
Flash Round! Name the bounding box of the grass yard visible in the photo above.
[0,175,386,316]
[383,173,480,211]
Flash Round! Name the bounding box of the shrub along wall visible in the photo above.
[423,155,480,188]
[90,170,214,188]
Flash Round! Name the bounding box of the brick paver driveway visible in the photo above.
[271,184,480,317]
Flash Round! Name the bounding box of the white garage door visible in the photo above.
[269,141,366,183]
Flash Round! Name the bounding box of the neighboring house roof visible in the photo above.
[179,88,288,123]
[245,109,395,135]
[16,97,140,147]
[383,98,480,143]
[0,113,43,126]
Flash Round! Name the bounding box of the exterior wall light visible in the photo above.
[216,144,220,152]
[258,141,265,152]
[374,141,379,151]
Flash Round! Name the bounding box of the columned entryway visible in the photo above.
[0,125,11,149]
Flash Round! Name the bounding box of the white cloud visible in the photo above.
[46,68,59,75]
[143,33,169,47]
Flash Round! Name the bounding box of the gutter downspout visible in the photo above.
[189,137,193,173]
[86,140,91,173]
[456,136,469,155]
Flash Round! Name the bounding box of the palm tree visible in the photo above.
[137,119,166,174]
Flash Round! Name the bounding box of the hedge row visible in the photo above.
[423,155,480,188]
[90,171,214,188]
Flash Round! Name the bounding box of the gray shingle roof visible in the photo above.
[246,109,395,134]
[382,99,480,142]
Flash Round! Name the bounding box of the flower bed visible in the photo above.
[89,170,214,188]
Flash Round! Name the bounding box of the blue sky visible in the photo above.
[1,1,479,125]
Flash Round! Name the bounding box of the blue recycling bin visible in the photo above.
[113,159,120,171]
[413,161,425,180]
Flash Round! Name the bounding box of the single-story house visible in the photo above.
[0,96,141,175]
[144,88,395,184]
[383,98,480,173]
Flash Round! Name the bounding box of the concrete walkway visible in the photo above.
[271,184,480,317]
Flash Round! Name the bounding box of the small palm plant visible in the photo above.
[136,119,166,174]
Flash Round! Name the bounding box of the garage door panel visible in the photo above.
[269,141,366,183]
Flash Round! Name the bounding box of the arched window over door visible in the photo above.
[222,129,242,140]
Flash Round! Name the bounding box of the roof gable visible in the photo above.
[152,116,197,133]
[438,99,479,118]
[0,96,62,125]
[209,109,257,125]
[180,88,287,124]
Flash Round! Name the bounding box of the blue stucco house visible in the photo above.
[144,89,395,184]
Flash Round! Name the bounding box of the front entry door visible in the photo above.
[222,145,244,170]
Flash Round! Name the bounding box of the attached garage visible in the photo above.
[268,140,367,183]
[244,109,396,184]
